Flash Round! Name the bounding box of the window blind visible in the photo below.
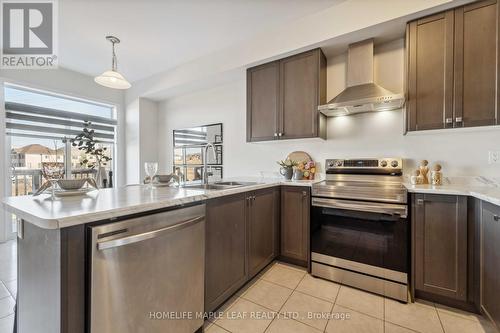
[5,101,116,142]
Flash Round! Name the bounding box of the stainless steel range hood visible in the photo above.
[319,39,405,117]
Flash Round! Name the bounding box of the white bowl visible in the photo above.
[57,179,87,190]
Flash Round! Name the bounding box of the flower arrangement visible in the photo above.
[295,160,316,180]
[277,158,297,180]
[277,158,298,168]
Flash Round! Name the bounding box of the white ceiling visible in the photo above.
[59,0,343,82]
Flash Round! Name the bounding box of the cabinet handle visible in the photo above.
[494,215,499,222]
[252,196,256,201]
[302,191,307,198]
[445,118,453,124]
[416,199,424,205]
[455,117,463,123]
[278,132,283,137]
[274,133,278,137]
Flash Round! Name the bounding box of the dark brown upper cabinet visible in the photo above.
[480,201,500,330]
[454,0,499,127]
[280,186,310,266]
[246,61,280,141]
[407,0,499,131]
[413,194,468,302]
[407,11,455,131]
[247,187,280,278]
[247,49,326,142]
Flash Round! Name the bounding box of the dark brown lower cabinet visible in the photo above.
[247,187,280,278]
[280,186,310,266]
[481,201,500,331]
[205,193,248,312]
[413,194,470,305]
[205,187,280,312]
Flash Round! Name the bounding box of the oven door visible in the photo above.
[311,197,409,281]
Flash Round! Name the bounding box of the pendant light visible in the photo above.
[94,36,131,89]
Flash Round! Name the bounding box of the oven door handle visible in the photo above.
[312,197,407,218]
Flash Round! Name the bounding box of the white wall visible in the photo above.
[126,97,159,183]
[125,99,141,183]
[157,39,500,178]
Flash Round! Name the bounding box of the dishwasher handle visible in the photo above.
[97,215,204,251]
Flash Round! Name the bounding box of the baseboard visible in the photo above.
[277,255,307,268]
[415,290,479,314]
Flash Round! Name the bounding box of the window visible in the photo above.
[173,123,223,183]
[5,84,117,196]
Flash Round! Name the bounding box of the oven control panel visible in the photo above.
[325,158,403,175]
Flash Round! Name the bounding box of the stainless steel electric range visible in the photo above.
[310,158,409,302]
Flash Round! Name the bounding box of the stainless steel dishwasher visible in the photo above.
[89,204,205,333]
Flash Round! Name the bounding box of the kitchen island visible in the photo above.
[2,179,317,333]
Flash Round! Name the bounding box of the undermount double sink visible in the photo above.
[186,181,259,190]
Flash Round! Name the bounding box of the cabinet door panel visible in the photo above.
[414,194,468,300]
[454,0,498,127]
[280,50,323,139]
[481,202,500,329]
[281,187,309,264]
[248,187,279,278]
[205,194,247,311]
[407,12,454,131]
[247,61,280,142]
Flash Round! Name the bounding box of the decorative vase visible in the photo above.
[431,164,443,185]
[280,167,293,180]
[293,169,304,181]
[95,166,107,188]
[419,160,430,184]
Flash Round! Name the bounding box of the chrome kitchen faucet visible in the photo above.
[203,143,216,185]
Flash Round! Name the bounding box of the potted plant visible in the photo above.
[71,121,112,187]
[277,158,297,180]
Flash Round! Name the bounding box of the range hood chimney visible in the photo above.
[318,39,405,117]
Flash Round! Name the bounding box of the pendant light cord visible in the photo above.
[111,41,117,72]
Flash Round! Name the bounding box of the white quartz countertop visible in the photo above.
[404,182,500,206]
[4,175,500,230]
[2,177,321,229]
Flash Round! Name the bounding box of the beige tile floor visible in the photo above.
[0,240,16,333]
[0,241,496,333]
[205,261,497,333]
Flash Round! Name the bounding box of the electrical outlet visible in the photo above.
[488,151,500,164]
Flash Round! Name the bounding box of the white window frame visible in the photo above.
[0,82,119,241]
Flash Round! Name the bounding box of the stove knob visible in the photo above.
[380,160,388,167]
[391,160,399,168]
[334,160,343,167]
[328,161,334,168]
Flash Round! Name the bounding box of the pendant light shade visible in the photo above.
[95,70,131,89]
[94,36,131,90]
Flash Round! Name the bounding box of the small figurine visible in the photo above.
[411,169,423,185]
[419,160,430,184]
[431,164,443,186]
